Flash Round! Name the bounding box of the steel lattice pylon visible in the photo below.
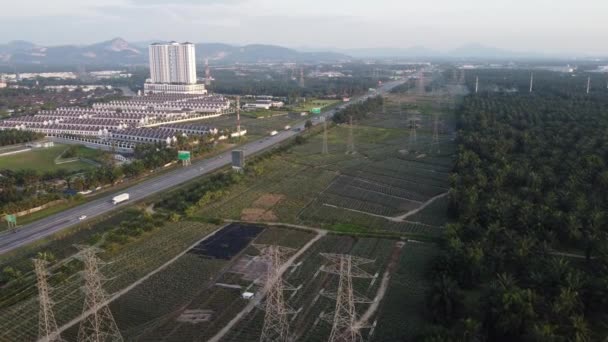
[430,113,440,154]
[77,247,123,342]
[346,116,355,155]
[254,244,297,342]
[322,119,329,155]
[408,118,418,153]
[320,254,374,342]
[34,258,64,342]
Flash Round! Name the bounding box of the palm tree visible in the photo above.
[570,315,591,342]
[428,273,462,324]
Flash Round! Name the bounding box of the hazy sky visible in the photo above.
[2,0,607,54]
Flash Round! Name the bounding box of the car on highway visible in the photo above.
[78,215,87,221]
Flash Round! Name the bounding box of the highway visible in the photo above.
[0,80,404,255]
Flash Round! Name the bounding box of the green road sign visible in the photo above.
[5,214,16,224]
[178,151,191,161]
[311,108,321,114]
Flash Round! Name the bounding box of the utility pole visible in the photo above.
[34,259,64,342]
[236,96,241,140]
[475,76,479,94]
[529,72,534,93]
[382,96,386,115]
[346,116,355,154]
[77,247,123,342]
[255,244,297,342]
[205,58,211,86]
[322,119,329,155]
[320,254,374,342]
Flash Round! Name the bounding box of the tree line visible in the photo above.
[0,129,44,147]
[423,70,608,341]
[332,95,383,124]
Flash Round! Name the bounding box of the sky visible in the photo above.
[1,0,608,54]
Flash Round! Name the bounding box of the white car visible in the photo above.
[78,215,87,221]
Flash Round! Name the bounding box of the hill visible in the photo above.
[0,38,350,66]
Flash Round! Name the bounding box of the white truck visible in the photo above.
[112,193,130,205]
[284,125,291,131]
[270,130,278,136]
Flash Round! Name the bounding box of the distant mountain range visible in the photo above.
[307,44,575,60]
[0,38,350,66]
[0,38,586,66]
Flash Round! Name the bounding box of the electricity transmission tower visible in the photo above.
[322,119,329,155]
[320,254,375,342]
[475,76,479,93]
[430,114,440,154]
[299,67,305,87]
[346,116,355,154]
[236,95,242,139]
[254,244,297,342]
[34,258,64,342]
[205,58,211,86]
[529,72,534,93]
[382,97,386,115]
[587,76,591,94]
[77,247,123,342]
[408,118,418,153]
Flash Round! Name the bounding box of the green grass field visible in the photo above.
[288,98,340,112]
[0,144,98,172]
[241,109,288,118]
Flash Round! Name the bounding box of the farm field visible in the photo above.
[0,220,220,342]
[117,225,317,341]
[0,143,99,172]
[99,222,435,342]
[241,108,288,118]
[196,94,456,239]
